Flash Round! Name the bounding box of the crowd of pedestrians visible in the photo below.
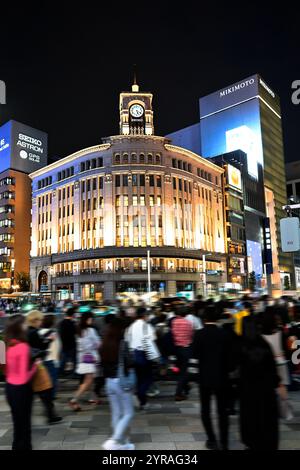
[2,294,300,451]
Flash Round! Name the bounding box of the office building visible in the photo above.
[168,74,292,291]
[0,120,48,291]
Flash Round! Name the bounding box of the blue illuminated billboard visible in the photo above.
[200,96,263,179]
[0,120,48,174]
[0,121,12,169]
[247,240,263,277]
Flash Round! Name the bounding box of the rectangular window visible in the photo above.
[115,175,120,187]
[132,174,138,186]
[149,175,154,186]
[157,175,161,187]
[123,174,128,186]
[133,195,138,206]
[140,174,145,186]
[149,195,154,206]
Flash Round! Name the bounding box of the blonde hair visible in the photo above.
[26,310,44,326]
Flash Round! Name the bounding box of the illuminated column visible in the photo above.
[163,174,175,246]
[51,190,59,253]
[103,174,115,246]
[31,197,38,257]
[193,183,201,249]
[73,181,81,249]
[145,173,151,246]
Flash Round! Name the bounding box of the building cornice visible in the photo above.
[102,135,170,144]
[29,143,111,179]
[164,144,224,173]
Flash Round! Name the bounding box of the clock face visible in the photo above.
[130,104,144,118]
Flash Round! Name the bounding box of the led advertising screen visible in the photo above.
[200,98,263,179]
[0,120,48,174]
[0,121,12,170]
[247,240,263,277]
[227,164,242,190]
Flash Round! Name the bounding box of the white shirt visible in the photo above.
[186,314,203,330]
[125,319,156,350]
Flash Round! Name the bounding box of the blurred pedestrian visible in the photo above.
[69,312,101,411]
[171,305,194,401]
[40,314,60,399]
[193,306,232,450]
[58,306,77,376]
[101,317,135,450]
[126,307,157,410]
[239,316,279,450]
[26,310,62,424]
[4,315,37,450]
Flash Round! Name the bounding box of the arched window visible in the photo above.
[38,270,48,291]
[148,153,153,164]
[123,153,129,164]
[131,153,137,163]
[139,153,145,163]
[114,153,120,164]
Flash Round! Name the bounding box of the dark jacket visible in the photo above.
[58,318,77,351]
[192,324,233,388]
[239,336,280,450]
[27,326,50,351]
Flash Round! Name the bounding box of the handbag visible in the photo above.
[142,323,161,362]
[82,353,96,364]
[32,363,52,392]
[118,340,137,392]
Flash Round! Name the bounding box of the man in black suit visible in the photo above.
[193,305,233,451]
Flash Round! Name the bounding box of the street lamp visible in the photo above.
[147,249,151,305]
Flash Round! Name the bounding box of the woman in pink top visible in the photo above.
[5,315,37,450]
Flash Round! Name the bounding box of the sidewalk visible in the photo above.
[0,380,300,450]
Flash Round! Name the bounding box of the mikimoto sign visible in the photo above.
[280,217,300,252]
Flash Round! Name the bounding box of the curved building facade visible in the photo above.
[30,84,227,301]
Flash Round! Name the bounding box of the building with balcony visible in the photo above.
[30,82,227,302]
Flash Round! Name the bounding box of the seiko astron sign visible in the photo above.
[0,120,48,173]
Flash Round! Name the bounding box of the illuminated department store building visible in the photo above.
[30,82,226,301]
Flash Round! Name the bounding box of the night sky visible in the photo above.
[0,4,299,162]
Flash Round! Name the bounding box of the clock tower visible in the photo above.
[119,78,154,136]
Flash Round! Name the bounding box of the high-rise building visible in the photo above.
[0,120,48,291]
[30,82,227,302]
[285,161,300,290]
[168,74,293,291]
